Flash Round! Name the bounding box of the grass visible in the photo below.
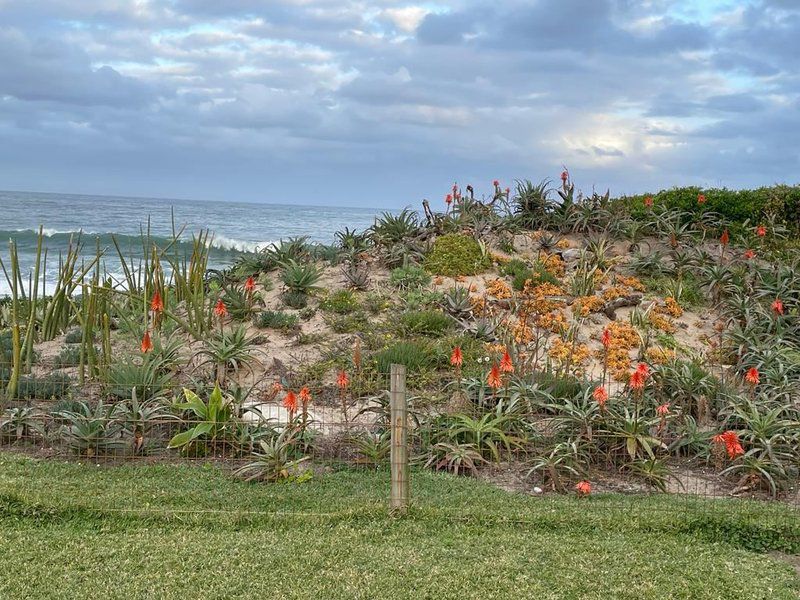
[0,453,797,599]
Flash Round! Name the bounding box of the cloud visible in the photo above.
[0,0,798,205]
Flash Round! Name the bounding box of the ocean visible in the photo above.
[0,190,385,296]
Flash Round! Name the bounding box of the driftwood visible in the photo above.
[602,294,642,320]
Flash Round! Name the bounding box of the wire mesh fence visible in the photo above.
[1,359,798,519]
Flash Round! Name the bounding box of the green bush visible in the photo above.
[373,340,437,373]
[400,310,452,336]
[15,372,72,400]
[390,265,431,289]
[618,184,800,231]
[53,346,96,368]
[255,310,300,331]
[282,290,308,309]
[424,234,489,276]
[319,290,359,314]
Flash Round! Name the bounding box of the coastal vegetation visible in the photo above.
[0,176,798,503]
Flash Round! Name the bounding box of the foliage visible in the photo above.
[390,264,431,289]
[399,310,452,336]
[255,310,300,332]
[319,289,359,314]
[423,234,490,276]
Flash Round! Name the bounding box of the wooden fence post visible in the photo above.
[390,363,409,513]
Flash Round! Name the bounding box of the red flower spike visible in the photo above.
[756,225,767,237]
[499,350,514,373]
[744,367,759,386]
[601,328,611,348]
[743,249,756,260]
[214,299,228,318]
[656,403,670,417]
[141,331,154,354]
[720,229,729,246]
[644,196,653,208]
[150,290,164,313]
[487,364,502,389]
[299,386,311,404]
[697,193,706,204]
[244,276,256,292]
[772,298,784,316]
[282,390,298,414]
[450,346,463,367]
[575,480,591,496]
[592,385,608,407]
[337,370,349,389]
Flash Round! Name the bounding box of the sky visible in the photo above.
[0,0,798,208]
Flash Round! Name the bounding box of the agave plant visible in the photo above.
[370,209,421,246]
[234,425,310,482]
[195,324,265,385]
[512,179,551,229]
[55,400,126,457]
[279,259,323,295]
[1,406,46,444]
[350,429,391,468]
[425,441,487,476]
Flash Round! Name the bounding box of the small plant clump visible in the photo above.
[424,234,490,276]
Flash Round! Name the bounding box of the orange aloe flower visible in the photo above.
[712,430,744,460]
[644,196,653,208]
[656,403,670,417]
[592,385,608,407]
[299,386,311,405]
[743,249,756,260]
[244,276,256,293]
[499,350,514,373]
[600,328,611,349]
[150,290,164,313]
[282,390,298,415]
[756,225,767,237]
[337,370,349,389]
[697,193,706,204]
[744,367,759,386]
[450,346,463,367]
[575,480,592,496]
[772,298,784,315]
[487,364,502,389]
[720,229,729,246]
[214,299,228,318]
[141,330,154,353]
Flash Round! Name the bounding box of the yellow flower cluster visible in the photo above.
[649,311,676,333]
[615,275,646,292]
[548,338,591,374]
[471,295,486,315]
[646,346,677,364]
[486,278,512,299]
[571,295,605,317]
[535,310,568,333]
[662,297,683,317]
[604,322,640,348]
[602,285,633,301]
[521,281,564,315]
[607,348,633,381]
[511,318,533,343]
[538,251,565,278]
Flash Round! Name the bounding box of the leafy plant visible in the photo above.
[255,310,300,332]
[423,234,490,276]
[168,385,236,455]
[234,425,310,482]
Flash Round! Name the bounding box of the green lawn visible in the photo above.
[1,454,798,599]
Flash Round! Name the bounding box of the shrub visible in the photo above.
[373,340,437,373]
[319,290,359,314]
[424,234,489,276]
[64,329,85,344]
[15,372,72,400]
[390,265,431,289]
[255,311,300,332]
[282,290,308,309]
[53,346,95,368]
[400,310,452,336]
[619,184,800,232]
